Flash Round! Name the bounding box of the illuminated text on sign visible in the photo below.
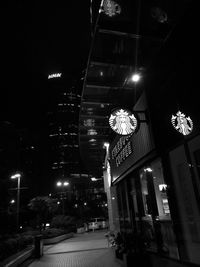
[111,136,133,167]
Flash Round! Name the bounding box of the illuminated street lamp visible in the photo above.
[10,199,15,204]
[11,173,21,230]
[131,73,141,83]
[56,181,69,214]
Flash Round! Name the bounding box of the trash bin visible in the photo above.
[34,235,43,258]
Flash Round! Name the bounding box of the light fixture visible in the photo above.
[56,181,62,187]
[131,73,141,83]
[103,142,110,149]
[89,139,96,143]
[144,167,153,172]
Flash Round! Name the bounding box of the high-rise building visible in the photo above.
[46,72,107,217]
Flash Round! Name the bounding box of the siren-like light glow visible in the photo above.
[109,108,138,135]
[48,73,62,79]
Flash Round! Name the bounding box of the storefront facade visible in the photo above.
[108,89,200,266]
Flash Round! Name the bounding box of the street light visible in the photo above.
[131,73,141,83]
[56,181,69,214]
[10,199,15,204]
[11,173,21,230]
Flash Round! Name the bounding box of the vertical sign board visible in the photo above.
[109,93,155,184]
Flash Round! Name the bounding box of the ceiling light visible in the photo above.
[131,73,141,82]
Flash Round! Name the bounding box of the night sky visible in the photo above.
[1,2,91,128]
[0,2,92,196]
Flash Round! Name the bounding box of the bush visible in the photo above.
[41,228,66,239]
[51,215,76,230]
[0,234,34,262]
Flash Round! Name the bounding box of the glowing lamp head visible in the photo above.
[63,181,69,186]
[11,173,21,179]
[103,142,110,149]
[56,181,62,187]
[131,73,140,82]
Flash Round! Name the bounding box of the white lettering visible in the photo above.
[48,73,62,79]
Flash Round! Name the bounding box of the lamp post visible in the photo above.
[11,173,21,230]
[56,181,69,215]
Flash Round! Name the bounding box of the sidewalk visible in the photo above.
[28,230,124,267]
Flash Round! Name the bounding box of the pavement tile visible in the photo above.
[28,230,124,267]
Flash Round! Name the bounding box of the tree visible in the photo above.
[28,196,57,231]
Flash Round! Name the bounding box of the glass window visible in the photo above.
[139,159,179,258]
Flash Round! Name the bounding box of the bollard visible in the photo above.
[34,235,43,258]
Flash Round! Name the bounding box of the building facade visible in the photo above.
[105,2,200,266]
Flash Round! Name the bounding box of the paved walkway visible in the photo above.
[28,230,124,267]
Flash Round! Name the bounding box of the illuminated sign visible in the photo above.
[109,109,138,135]
[171,110,193,136]
[111,135,132,167]
[48,73,62,79]
[102,0,121,17]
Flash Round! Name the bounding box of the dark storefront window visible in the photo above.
[116,158,180,259]
[117,181,132,235]
[138,159,179,258]
[126,159,179,258]
[169,137,200,265]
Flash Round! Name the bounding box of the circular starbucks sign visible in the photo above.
[109,108,138,135]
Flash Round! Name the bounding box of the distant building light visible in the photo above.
[81,174,89,178]
[48,73,62,79]
[159,184,167,192]
[144,167,153,172]
[83,119,95,127]
[89,139,96,143]
[87,129,97,135]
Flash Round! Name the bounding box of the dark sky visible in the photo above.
[1,2,91,129]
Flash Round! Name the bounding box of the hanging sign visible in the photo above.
[109,108,138,135]
[171,110,193,136]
